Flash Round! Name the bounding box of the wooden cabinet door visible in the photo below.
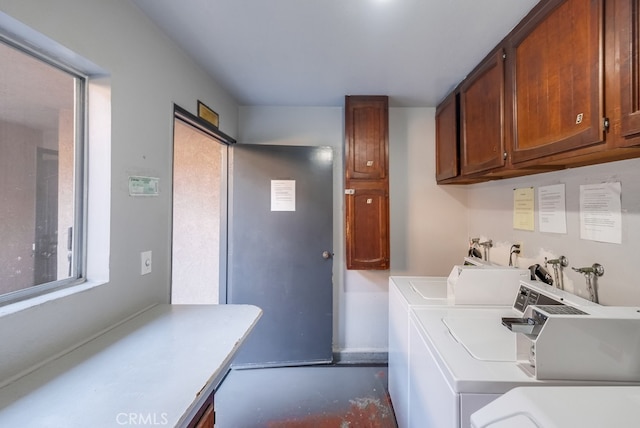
[345,96,389,181]
[509,0,604,164]
[345,186,390,270]
[188,394,214,428]
[460,49,506,175]
[345,95,389,270]
[620,0,640,140]
[435,92,460,182]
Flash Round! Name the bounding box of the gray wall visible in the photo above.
[467,157,640,306]
[239,106,468,354]
[6,0,634,376]
[0,0,239,382]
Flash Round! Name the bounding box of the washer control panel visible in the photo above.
[513,284,563,313]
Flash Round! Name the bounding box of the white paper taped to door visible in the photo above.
[271,180,295,211]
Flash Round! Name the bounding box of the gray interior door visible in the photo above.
[228,144,333,368]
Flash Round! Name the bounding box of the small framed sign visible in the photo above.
[129,176,159,196]
[197,100,219,128]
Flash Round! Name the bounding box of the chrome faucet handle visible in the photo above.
[572,263,604,277]
[546,256,568,290]
[571,263,604,303]
[545,256,568,268]
[478,240,493,248]
[478,240,493,262]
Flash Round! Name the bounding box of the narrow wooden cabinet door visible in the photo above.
[460,50,506,175]
[620,0,640,139]
[345,96,389,181]
[509,0,604,163]
[188,394,214,428]
[345,187,389,270]
[435,92,460,182]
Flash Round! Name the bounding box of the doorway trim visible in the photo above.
[171,104,236,304]
[173,105,236,146]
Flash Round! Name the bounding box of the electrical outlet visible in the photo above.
[141,251,152,275]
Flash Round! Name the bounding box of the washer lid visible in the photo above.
[474,414,538,428]
[442,316,516,362]
[410,279,448,299]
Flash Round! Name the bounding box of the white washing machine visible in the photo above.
[470,386,640,428]
[389,265,528,428]
[408,280,640,428]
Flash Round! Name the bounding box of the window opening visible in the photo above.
[0,37,85,304]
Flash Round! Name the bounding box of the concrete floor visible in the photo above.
[215,365,398,428]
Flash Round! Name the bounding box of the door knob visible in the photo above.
[322,251,333,259]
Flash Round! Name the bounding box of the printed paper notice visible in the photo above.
[580,182,622,244]
[513,187,535,231]
[271,180,295,211]
[538,184,567,234]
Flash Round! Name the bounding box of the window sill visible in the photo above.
[0,279,107,319]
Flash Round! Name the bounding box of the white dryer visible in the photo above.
[408,279,640,428]
[389,265,528,428]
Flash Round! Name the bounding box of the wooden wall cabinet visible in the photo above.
[435,92,459,182]
[345,184,390,270]
[345,96,390,270]
[187,393,214,428]
[619,0,640,141]
[435,0,640,184]
[460,49,507,175]
[509,0,605,165]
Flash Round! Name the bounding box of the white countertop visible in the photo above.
[0,304,262,427]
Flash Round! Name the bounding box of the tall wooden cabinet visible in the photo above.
[344,96,390,270]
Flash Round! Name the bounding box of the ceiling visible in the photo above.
[132,0,539,107]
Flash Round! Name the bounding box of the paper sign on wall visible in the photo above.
[538,184,567,234]
[580,182,622,244]
[271,180,296,211]
[513,187,535,231]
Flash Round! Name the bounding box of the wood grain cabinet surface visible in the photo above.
[435,0,640,184]
[345,96,390,270]
[460,49,507,175]
[345,96,389,181]
[619,0,640,142]
[509,0,604,164]
[435,91,459,182]
[187,393,214,428]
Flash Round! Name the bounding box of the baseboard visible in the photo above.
[333,351,388,365]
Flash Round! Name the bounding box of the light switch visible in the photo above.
[141,251,152,275]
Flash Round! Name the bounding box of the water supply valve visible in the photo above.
[572,263,604,303]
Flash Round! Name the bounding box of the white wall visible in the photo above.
[466,157,640,306]
[0,0,239,382]
[239,106,468,355]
